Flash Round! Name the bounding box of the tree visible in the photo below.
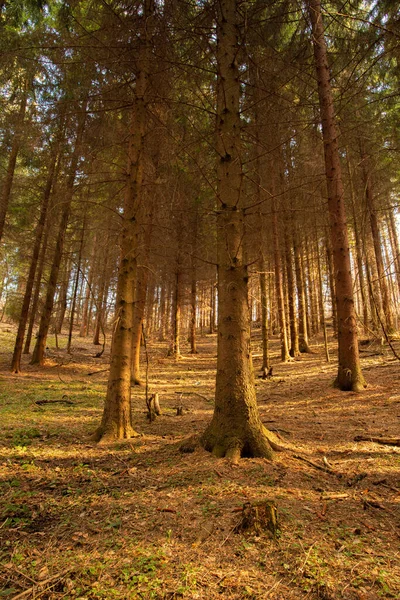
[308,0,366,391]
[92,0,154,443]
[200,0,280,461]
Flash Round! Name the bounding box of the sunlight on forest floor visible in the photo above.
[0,323,399,599]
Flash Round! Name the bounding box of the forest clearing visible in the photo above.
[1,325,399,599]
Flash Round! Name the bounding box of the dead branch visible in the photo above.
[87,368,109,376]
[354,435,400,446]
[11,569,72,600]
[35,399,75,406]
[292,453,339,476]
[174,391,211,402]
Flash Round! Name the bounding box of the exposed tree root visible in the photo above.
[90,425,140,444]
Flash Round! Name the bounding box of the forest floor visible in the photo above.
[0,323,399,600]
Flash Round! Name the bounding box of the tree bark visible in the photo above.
[93,1,153,442]
[0,81,28,243]
[309,0,365,391]
[30,101,87,365]
[201,0,278,461]
[358,138,394,333]
[11,129,62,372]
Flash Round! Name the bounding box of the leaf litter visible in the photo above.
[0,323,399,599]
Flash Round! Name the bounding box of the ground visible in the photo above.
[0,323,399,599]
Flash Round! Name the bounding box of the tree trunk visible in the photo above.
[284,224,299,357]
[309,0,365,391]
[347,153,369,335]
[0,82,28,243]
[359,139,394,333]
[158,281,166,341]
[67,212,86,353]
[171,268,181,359]
[55,255,72,334]
[31,101,87,365]
[259,255,270,372]
[92,2,153,442]
[11,136,61,372]
[131,261,149,385]
[201,0,278,461]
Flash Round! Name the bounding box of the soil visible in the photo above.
[0,323,399,599]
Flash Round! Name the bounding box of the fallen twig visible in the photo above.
[87,368,109,376]
[35,398,75,406]
[292,453,338,475]
[354,435,400,446]
[174,391,211,402]
[11,569,72,600]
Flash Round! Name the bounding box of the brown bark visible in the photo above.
[11,133,61,372]
[309,0,365,391]
[201,0,278,461]
[387,208,400,298]
[67,212,86,353]
[259,255,270,371]
[93,2,153,442]
[31,102,87,366]
[0,82,28,243]
[347,153,369,334]
[359,139,393,332]
[293,233,311,352]
[272,208,290,362]
[171,268,181,359]
[55,255,72,334]
[284,224,299,358]
[79,239,97,337]
[131,261,149,385]
[158,281,166,341]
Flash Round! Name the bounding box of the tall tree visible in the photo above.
[308,0,366,391]
[201,0,279,461]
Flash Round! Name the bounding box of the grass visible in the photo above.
[0,323,399,598]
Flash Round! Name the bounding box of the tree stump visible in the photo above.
[146,393,161,422]
[234,501,279,538]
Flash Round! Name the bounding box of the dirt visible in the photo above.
[0,323,399,599]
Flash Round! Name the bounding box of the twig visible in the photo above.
[354,435,400,447]
[292,454,338,475]
[174,391,211,402]
[35,399,75,406]
[87,368,109,376]
[11,569,72,600]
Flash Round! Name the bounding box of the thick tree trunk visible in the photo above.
[93,2,153,442]
[31,103,87,366]
[309,0,365,391]
[201,0,278,461]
